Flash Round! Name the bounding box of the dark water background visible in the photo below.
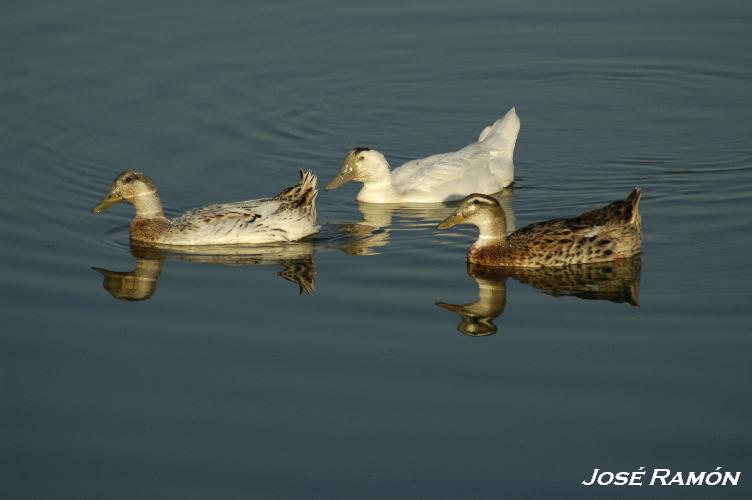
[1,0,751,498]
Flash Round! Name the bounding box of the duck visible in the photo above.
[437,189,642,267]
[92,169,319,245]
[325,107,520,203]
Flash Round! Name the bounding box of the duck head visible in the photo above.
[437,194,505,232]
[92,170,164,218]
[325,148,390,190]
[92,256,163,301]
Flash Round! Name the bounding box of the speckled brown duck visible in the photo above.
[437,189,642,267]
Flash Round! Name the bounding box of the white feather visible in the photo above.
[357,107,519,203]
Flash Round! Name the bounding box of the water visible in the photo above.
[2,0,751,498]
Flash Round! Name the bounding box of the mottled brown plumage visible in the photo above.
[504,256,641,305]
[437,189,642,267]
[437,256,641,336]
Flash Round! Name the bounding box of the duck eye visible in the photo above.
[358,156,365,161]
[123,176,132,183]
[472,199,479,205]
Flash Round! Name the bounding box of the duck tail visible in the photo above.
[625,187,642,225]
[277,259,316,294]
[275,169,318,211]
[477,107,521,158]
[297,168,318,196]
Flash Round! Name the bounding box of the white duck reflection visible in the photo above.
[94,242,316,301]
[438,256,642,336]
[335,189,516,256]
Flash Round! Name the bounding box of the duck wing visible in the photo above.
[170,198,285,241]
[575,188,642,227]
[392,150,500,200]
[507,189,642,265]
[169,171,320,244]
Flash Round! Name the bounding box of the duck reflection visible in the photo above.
[437,264,507,337]
[336,190,516,256]
[93,256,163,301]
[335,221,391,256]
[438,256,641,336]
[94,242,316,301]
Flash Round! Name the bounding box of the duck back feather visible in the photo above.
[387,108,520,202]
[147,170,319,245]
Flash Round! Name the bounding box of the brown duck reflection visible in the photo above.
[437,256,642,336]
[94,242,316,301]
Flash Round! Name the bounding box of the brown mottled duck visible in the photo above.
[437,189,642,267]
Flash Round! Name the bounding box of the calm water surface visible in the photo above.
[1,1,751,498]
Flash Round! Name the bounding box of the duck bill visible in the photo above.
[436,301,465,313]
[91,191,122,214]
[437,212,465,230]
[324,162,356,191]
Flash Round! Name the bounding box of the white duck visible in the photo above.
[92,169,319,246]
[325,107,520,203]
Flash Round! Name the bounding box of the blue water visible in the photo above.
[1,1,751,498]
